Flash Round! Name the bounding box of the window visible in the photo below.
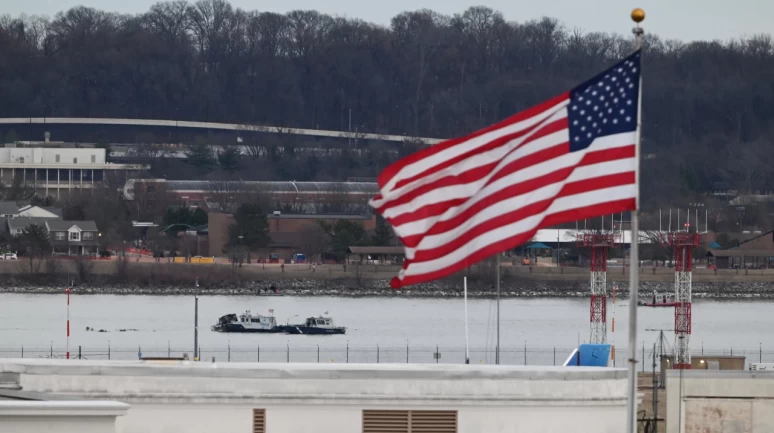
[91,155,96,163]
[70,232,80,241]
[252,409,265,433]
[56,155,60,162]
[73,158,78,164]
[55,232,65,241]
[82,232,94,241]
[363,410,457,433]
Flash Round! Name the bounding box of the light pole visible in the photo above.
[238,234,244,268]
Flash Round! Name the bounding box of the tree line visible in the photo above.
[2,1,774,212]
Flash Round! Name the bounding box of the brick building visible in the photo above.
[208,212,377,261]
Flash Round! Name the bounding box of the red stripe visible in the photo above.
[377,93,570,191]
[390,144,634,237]
[390,116,568,192]
[375,118,569,215]
[391,198,636,288]
[407,172,635,263]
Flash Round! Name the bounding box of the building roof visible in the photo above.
[123,179,378,200]
[0,201,18,215]
[346,246,405,255]
[16,206,61,218]
[7,217,53,231]
[45,220,98,232]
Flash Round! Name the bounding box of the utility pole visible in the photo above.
[194,277,199,361]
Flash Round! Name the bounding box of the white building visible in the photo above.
[0,146,145,198]
[0,359,629,433]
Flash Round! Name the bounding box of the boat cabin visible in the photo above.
[305,316,335,327]
[240,311,278,327]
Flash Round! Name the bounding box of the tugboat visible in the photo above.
[281,314,347,335]
[211,310,282,333]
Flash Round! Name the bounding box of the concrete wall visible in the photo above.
[0,401,128,433]
[1,359,629,433]
[666,370,774,433]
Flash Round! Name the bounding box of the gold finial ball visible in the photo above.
[631,8,645,23]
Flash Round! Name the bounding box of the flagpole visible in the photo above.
[627,8,645,433]
[464,276,470,364]
[495,253,500,365]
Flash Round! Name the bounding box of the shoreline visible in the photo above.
[2,279,774,299]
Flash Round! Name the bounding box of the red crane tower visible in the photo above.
[579,234,616,344]
[663,232,699,369]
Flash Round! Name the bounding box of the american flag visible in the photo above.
[371,51,641,288]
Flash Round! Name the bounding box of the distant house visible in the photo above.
[6,217,54,236]
[46,220,100,256]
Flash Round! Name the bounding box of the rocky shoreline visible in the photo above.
[2,279,774,299]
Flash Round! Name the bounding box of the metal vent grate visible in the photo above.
[253,409,266,433]
[409,411,457,433]
[363,410,457,433]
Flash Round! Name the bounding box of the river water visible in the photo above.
[0,293,770,366]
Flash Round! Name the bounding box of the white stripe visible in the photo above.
[379,99,570,195]
[404,157,636,257]
[379,108,569,219]
[398,184,637,280]
[392,131,635,239]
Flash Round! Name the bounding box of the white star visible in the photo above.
[580,110,585,115]
[574,136,580,142]
[600,96,605,101]
[625,77,630,83]
[587,116,592,121]
[587,132,592,138]
[606,86,611,91]
[581,126,586,131]
[620,109,625,114]
[598,128,602,133]
[603,119,608,124]
[614,98,619,103]
[572,105,578,110]
[573,120,579,125]
[612,77,617,82]
[598,82,603,87]
[627,100,632,105]
[608,108,613,113]
[626,116,632,122]
[592,91,597,96]
[593,122,597,127]
[613,119,618,124]
[593,106,598,111]
[617,68,623,72]
[629,83,634,89]
[585,88,590,93]
[632,68,638,73]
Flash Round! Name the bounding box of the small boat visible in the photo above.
[211,310,282,333]
[639,292,678,308]
[281,315,347,335]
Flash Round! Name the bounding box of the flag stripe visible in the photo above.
[376,95,570,194]
[392,132,634,240]
[376,116,569,219]
[391,198,636,288]
[406,152,635,250]
[400,185,636,276]
[406,171,635,263]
